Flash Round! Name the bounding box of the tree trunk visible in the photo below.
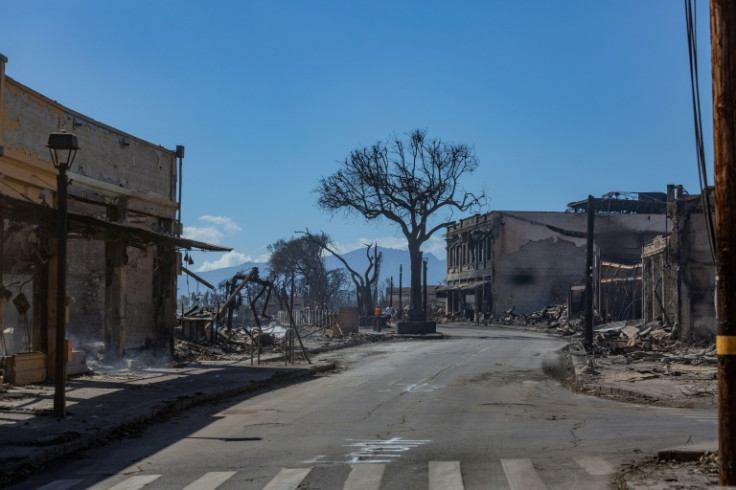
[408,240,423,321]
[362,284,374,317]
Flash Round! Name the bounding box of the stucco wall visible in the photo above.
[3,77,177,219]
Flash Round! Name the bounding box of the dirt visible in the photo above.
[614,453,720,489]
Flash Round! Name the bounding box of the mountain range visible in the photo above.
[177,247,446,297]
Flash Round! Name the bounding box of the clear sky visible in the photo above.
[1,1,713,271]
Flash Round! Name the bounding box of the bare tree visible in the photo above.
[267,233,346,309]
[298,230,382,319]
[316,129,486,321]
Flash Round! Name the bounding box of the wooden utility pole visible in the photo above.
[584,195,595,348]
[712,0,736,484]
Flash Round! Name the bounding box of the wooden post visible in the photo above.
[584,195,595,348]
[712,0,736,483]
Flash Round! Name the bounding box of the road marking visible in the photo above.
[343,463,385,490]
[401,383,441,392]
[262,467,312,490]
[182,471,236,489]
[429,461,464,490]
[574,456,616,476]
[343,437,431,464]
[35,481,84,490]
[501,459,548,490]
[303,454,327,464]
[107,475,161,490]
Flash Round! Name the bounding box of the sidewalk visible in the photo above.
[0,349,341,487]
[565,341,724,489]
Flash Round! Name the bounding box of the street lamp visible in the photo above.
[47,131,79,418]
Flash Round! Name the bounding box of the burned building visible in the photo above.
[0,54,227,384]
[441,192,670,321]
[642,185,715,340]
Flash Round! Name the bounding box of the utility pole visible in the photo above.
[712,0,736,484]
[584,195,595,348]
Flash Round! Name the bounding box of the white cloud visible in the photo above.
[254,253,271,263]
[199,215,242,233]
[196,251,252,272]
[422,235,447,259]
[183,225,223,244]
[183,215,241,245]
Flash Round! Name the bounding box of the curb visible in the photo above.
[0,362,336,486]
[658,441,717,462]
[259,332,397,364]
[394,333,444,340]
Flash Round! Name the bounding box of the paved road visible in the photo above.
[12,327,717,489]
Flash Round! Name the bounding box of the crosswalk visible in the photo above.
[33,457,618,490]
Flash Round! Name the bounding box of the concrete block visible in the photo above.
[67,350,89,376]
[336,307,359,335]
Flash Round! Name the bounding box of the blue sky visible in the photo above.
[1,1,712,271]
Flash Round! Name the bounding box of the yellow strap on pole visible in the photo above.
[717,335,736,355]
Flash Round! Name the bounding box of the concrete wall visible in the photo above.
[0,54,180,368]
[643,192,716,340]
[445,210,669,316]
[3,78,177,218]
[679,210,715,338]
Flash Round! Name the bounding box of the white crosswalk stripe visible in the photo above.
[574,456,616,476]
[501,458,548,490]
[343,463,385,490]
[106,475,161,490]
[181,471,236,490]
[428,461,464,490]
[33,455,622,489]
[35,481,85,490]
[261,467,313,490]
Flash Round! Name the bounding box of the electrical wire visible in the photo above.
[685,0,717,266]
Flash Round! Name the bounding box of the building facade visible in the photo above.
[0,54,226,382]
[442,194,671,321]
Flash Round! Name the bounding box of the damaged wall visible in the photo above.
[0,53,182,377]
[643,186,716,340]
[445,209,670,317]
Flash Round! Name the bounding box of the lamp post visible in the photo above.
[47,131,79,418]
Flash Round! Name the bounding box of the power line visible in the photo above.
[684,0,717,266]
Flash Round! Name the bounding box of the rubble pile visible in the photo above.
[496,305,575,332]
[591,320,717,364]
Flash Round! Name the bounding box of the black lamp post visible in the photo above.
[47,131,79,418]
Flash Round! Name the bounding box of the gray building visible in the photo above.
[441,193,671,321]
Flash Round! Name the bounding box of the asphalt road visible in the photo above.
[12,326,717,490]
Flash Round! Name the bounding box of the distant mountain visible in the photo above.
[326,247,446,286]
[177,247,446,297]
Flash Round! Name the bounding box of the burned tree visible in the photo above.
[267,233,345,309]
[316,129,486,321]
[298,230,382,320]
